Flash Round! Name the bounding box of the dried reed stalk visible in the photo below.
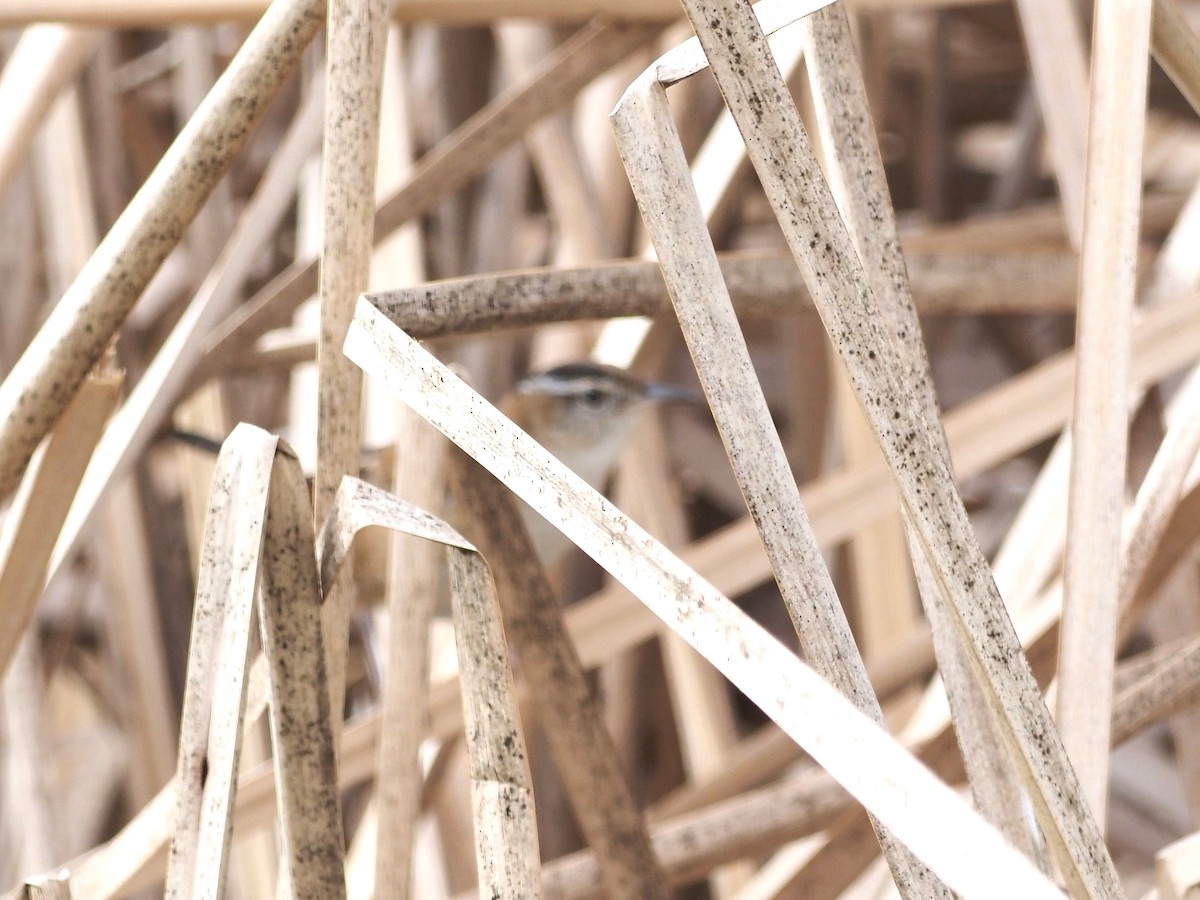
[164,425,278,899]
[665,1,1119,893]
[0,0,323,503]
[534,768,847,899]
[0,0,1004,27]
[373,409,446,899]
[315,0,390,745]
[1117,184,1200,638]
[259,452,346,896]
[1058,0,1153,824]
[196,19,660,381]
[19,876,70,900]
[0,25,97,201]
[161,425,344,899]
[317,477,540,896]
[64,584,1194,900]
[343,296,1062,898]
[801,1,1032,857]
[63,788,176,899]
[1010,0,1089,246]
[0,368,121,677]
[356,246,1081,345]
[1113,634,1200,746]
[448,447,669,898]
[1155,829,1200,898]
[993,184,1200,634]
[497,24,613,267]
[611,5,944,893]
[271,280,1198,839]
[1153,0,1200,114]
[47,84,324,586]
[444,547,541,897]
[0,0,677,26]
[7,1,1200,895]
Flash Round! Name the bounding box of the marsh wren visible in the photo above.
[170,362,698,572]
[502,362,699,567]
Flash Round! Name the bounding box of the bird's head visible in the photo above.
[507,362,699,490]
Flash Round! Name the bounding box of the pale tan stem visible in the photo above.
[1058,0,1153,826]
[1153,0,1200,116]
[164,426,278,899]
[612,67,944,899]
[343,298,1063,899]
[0,370,121,679]
[0,25,97,202]
[0,0,323,503]
[315,0,391,740]
[374,411,446,899]
[196,20,660,386]
[669,1,1117,892]
[1010,0,1090,247]
[260,450,347,897]
[449,448,668,899]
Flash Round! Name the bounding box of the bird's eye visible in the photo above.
[581,388,605,406]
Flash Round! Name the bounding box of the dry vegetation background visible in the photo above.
[1,0,1200,897]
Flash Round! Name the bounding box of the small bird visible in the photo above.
[501,362,700,568]
[506,363,699,485]
[168,362,700,572]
